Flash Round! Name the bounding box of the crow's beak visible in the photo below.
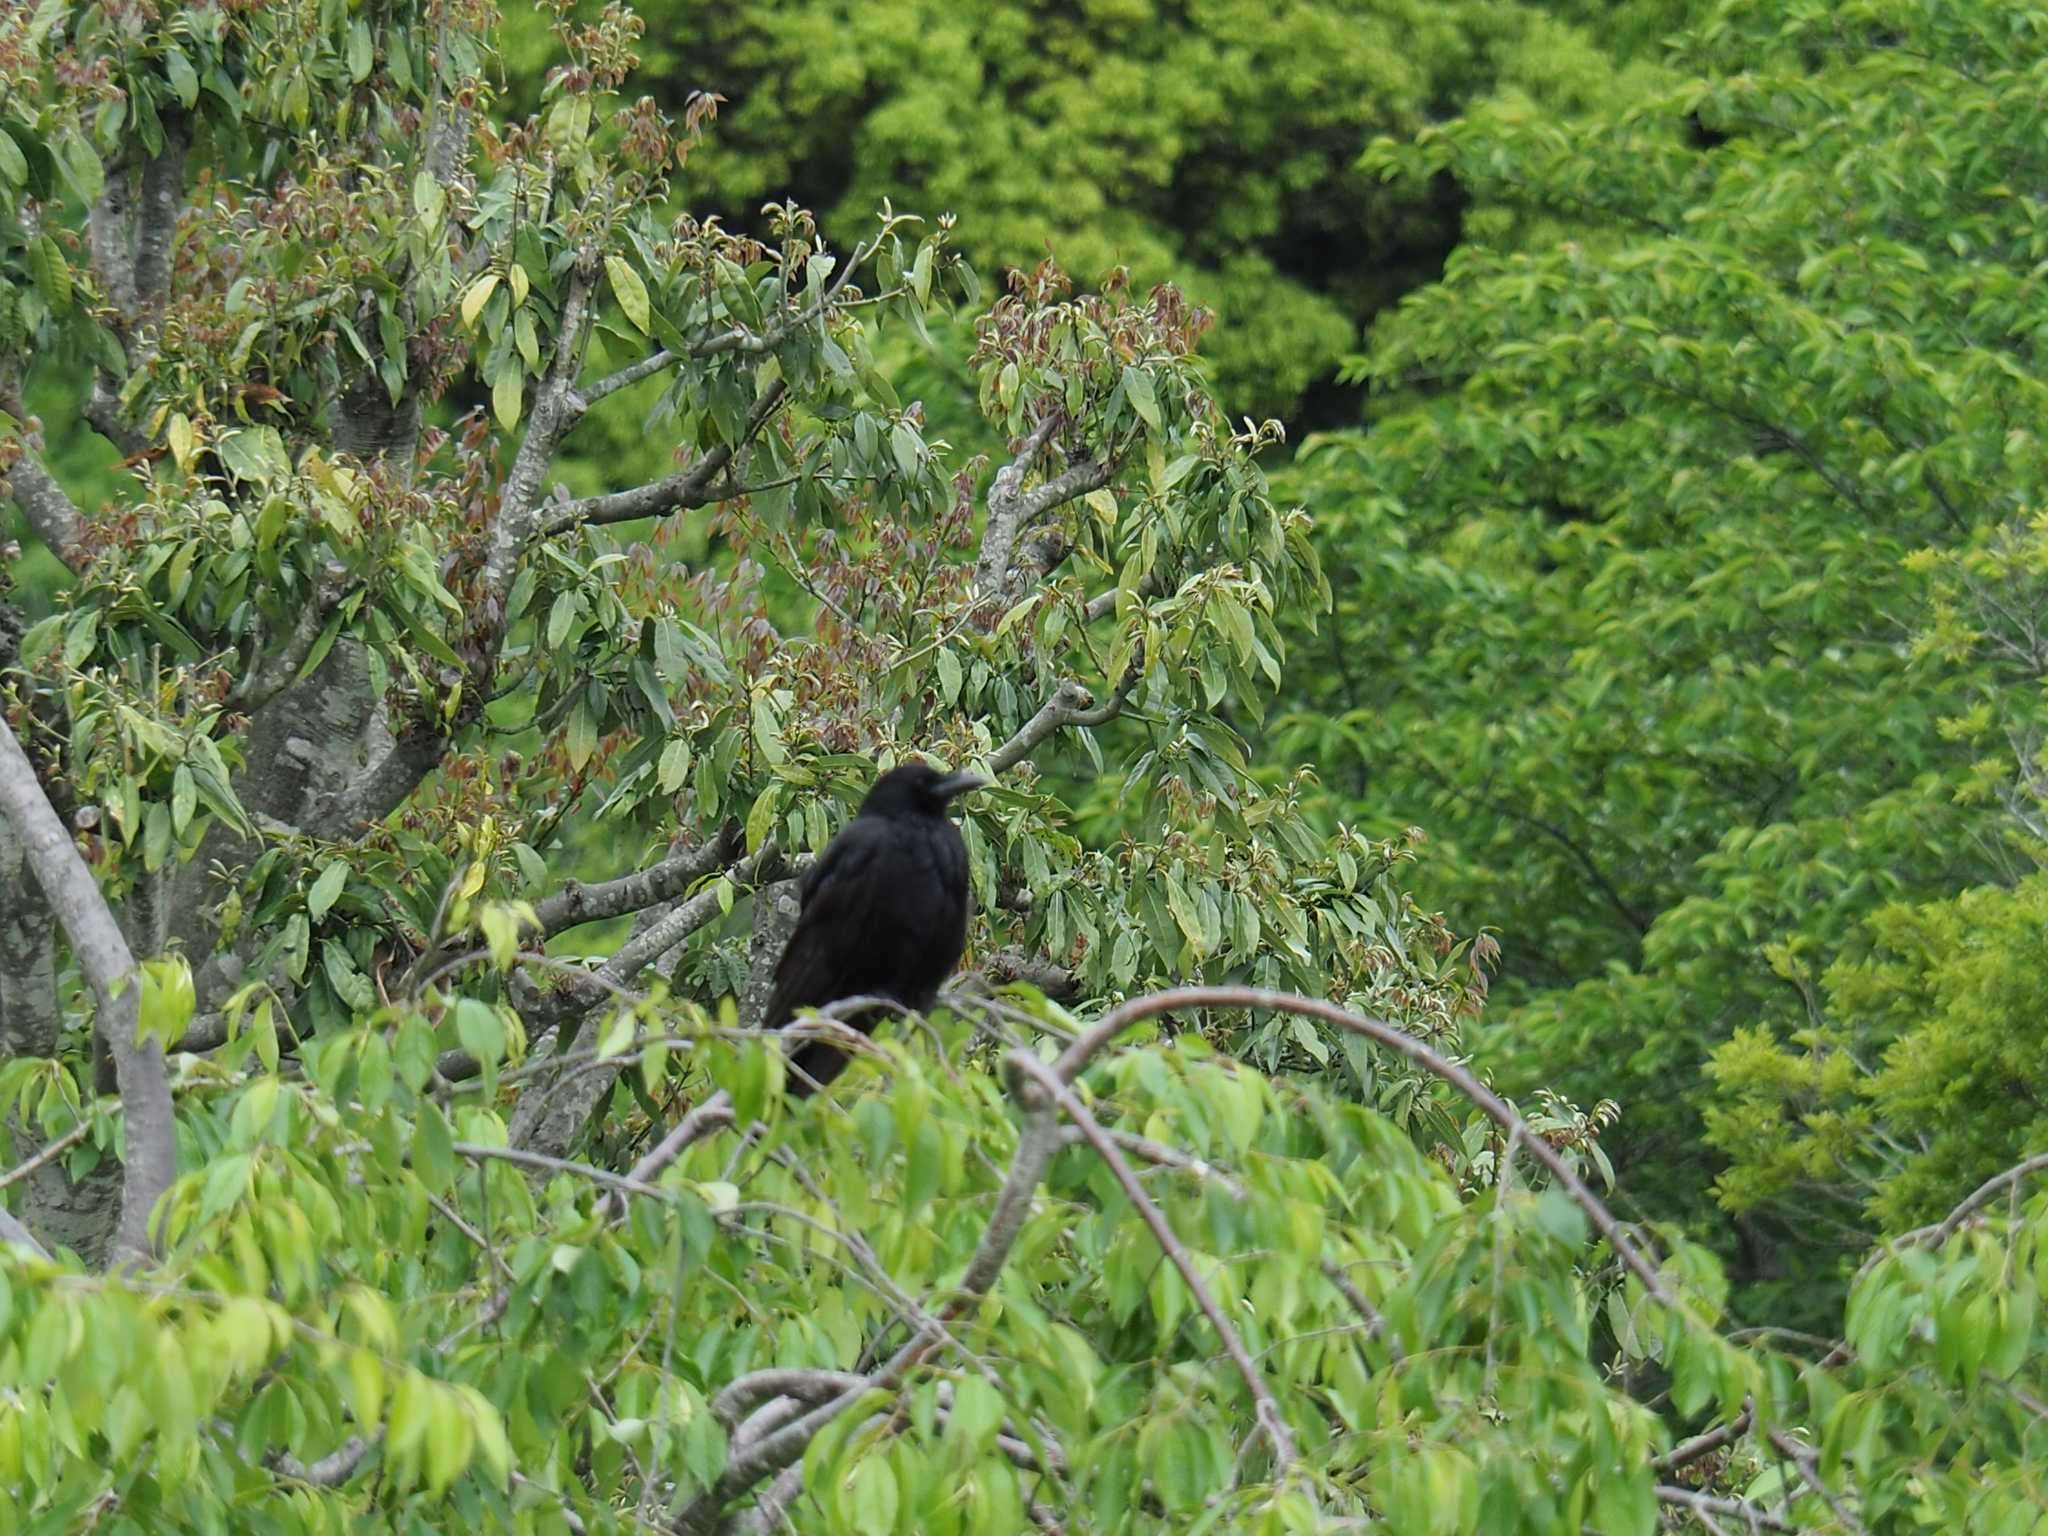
[931,771,988,803]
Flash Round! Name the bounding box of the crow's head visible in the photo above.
[859,761,987,820]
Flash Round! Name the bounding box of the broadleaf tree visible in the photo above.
[0,3,2042,1535]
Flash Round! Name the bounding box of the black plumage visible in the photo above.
[764,762,985,1095]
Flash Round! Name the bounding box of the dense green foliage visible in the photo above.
[3,2,2047,1534]
[548,0,1696,420]
[1271,0,2048,1314]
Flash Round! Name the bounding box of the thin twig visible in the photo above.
[0,1119,93,1192]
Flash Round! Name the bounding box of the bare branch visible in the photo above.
[0,726,174,1264]
[533,827,740,936]
[988,669,1138,775]
[0,1119,92,1193]
[1655,1485,1794,1533]
[541,379,788,536]
[1012,1053,1298,1477]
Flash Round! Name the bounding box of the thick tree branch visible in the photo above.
[533,826,741,937]
[1653,1404,1754,1475]
[0,727,175,1263]
[974,418,1117,601]
[0,1205,51,1258]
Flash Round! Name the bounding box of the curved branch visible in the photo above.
[1051,985,1677,1307]
[0,726,174,1263]
[988,669,1138,775]
[1012,1053,1299,1477]
[1858,1150,2048,1282]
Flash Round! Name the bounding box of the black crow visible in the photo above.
[765,762,985,1095]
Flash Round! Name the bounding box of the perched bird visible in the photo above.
[765,761,985,1095]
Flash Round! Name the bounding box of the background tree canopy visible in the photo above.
[2,1,2047,1534]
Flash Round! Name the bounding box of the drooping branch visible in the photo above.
[1857,1150,2048,1282]
[1012,1053,1299,1477]
[1051,985,1679,1307]
[0,726,175,1263]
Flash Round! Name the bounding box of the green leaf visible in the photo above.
[0,127,26,187]
[307,860,347,922]
[492,366,524,430]
[137,954,196,1047]
[606,255,652,335]
[1124,365,1161,431]
[658,737,692,793]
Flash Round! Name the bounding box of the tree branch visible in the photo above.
[1653,1404,1754,1474]
[1012,1053,1299,1477]
[0,388,87,569]
[988,669,1138,775]
[974,418,1116,601]
[670,1050,1066,1532]
[483,254,602,598]
[0,1205,51,1259]
[0,1119,92,1193]
[0,726,174,1263]
[541,379,788,536]
[1858,1150,2048,1281]
[1049,986,1678,1307]
[532,826,740,936]
[1655,1485,1793,1533]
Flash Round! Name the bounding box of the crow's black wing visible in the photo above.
[766,811,973,1095]
[762,818,891,1030]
